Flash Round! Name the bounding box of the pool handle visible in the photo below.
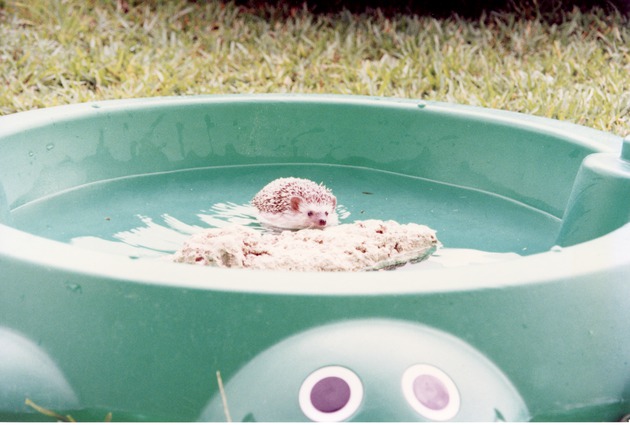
[556,136,630,247]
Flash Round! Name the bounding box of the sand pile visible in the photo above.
[172,220,438,272]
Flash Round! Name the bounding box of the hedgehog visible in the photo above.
[251,177,339,230]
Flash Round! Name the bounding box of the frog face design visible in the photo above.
[198,319,529,422]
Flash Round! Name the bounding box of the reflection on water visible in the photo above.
[70,203,349,259]
[401,247,521,270]
[70,203,259,260]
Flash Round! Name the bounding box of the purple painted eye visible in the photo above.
[299,366,363,422]
[311,376,350,412]
[307,211,314,217]
[402,364,460,421]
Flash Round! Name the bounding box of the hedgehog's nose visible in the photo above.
[318,219,327,226]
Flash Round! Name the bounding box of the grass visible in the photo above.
[1,0,629,136]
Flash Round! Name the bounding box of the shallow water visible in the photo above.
[11,164,560,267]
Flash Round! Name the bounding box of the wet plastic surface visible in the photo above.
[0,95,629,421]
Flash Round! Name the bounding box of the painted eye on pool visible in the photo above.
[299,366,363,422]
[401,364,460,421]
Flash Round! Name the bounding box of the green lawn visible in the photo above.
[1,0,628,136]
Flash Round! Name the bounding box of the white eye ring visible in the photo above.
[299,366,363,422]
[401,364,460,421]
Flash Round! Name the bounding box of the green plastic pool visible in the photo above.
[0,95,629,421]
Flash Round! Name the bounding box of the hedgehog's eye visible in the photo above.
[325,211,329,216]
[308,211,314,217]
[299,366,363,422]
[402,364,460,421]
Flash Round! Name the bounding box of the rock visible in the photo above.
[172,220,438,272]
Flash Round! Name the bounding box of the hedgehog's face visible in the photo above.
[305,206,336,228]
[291,197,338,229]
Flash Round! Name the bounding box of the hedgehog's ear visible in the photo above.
[290,196,302,211]
[331,196,337,209]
